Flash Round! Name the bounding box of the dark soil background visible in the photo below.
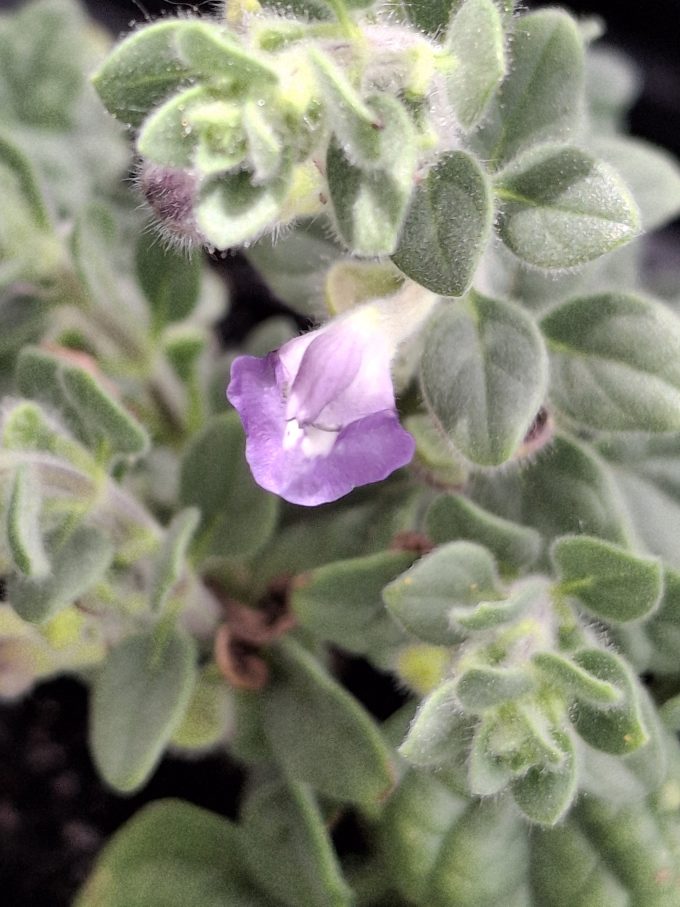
[0,1,678,905]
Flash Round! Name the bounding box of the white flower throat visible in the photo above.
[282,417,338,458]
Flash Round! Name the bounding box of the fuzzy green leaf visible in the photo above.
[264,638,395,804]
[542,293,680,433]
[497,145,640,269]
[511,729,577,825]
[570,649,648,755]
[468,718,516,796]
[291,550,415,662]
[378,771,468,904]
[598,434,680,569]
[590,135,680,231]
[383,541,501,645]
[530,819,631,906]
[399,680,475,783]
[456,666,534,711]
[0,0,87,129]
[150,508,200,613]
[532,651,622,706]
[136,231,202,331]
[593,135,680,232]
[196,166,290,250]
[446,0,506,129]
[310,50,387,167]
[7,465,49,578]
[180,412,278,560]
[91,21,198,127]
[421,293,548,466]
[0,133,50,229]
[574,796,680,901]
[392,151,493,296]
[175,22,278,86]
[90,630,196,793]
[75,799,265,907]
[136,86,231,170]
[242,780,353,907]
[471,434,630,548]
[403,0,461,36]
[552,535,663,623]
[478,9,584,166]
[450,579,542,632]
[243,99,283,183]
[426,494,541,572]
[9,525,113,623]
[425,800,530,907]
[326,97,417,256]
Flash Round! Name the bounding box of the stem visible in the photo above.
[325,0,361,40]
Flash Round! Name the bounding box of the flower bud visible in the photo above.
[137,163,205,248]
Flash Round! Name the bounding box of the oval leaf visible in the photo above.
[90,630,196,793]
[392,151,493,296]
[552,534,663,623]
[7,465,49,578]
[569,649,649,755]
[426,494,541,572]
[421,292,548,466]
[511,729,577,825]
[383,541,502,645]
[242,779,353,907]
[180,411,279,561]
[263,638,395,805]
[477,9,584,166]
[446,0,506,129]
[291,550,415,662]
[497,145,640,269]
[91,21,197,127]
[75,799,265,907]
[326,96,417,257]
[9,525,113,624]
[542,293,680,433]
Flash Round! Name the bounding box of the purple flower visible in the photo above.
[227,307,415,506]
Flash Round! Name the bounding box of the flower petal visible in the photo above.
[287,328,362,424]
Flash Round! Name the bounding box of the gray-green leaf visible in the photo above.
[426,494,541,572]
[7,465,49,578]
[242,779,353,907]
[511,729,577,825]
[477,9,584,166]
[90,630,196,793]
[383,541,501,645]
[497,145,639,269]
[326,98,417,257]
[552,534,663,623]
[179,411,278,560]
[9,525,113,623]
[542,293,680,433]
[592,135,680,233]
[569,649,649,755]
[392,151,493,296]
[91,21,198,127]
[196,166,290,250]
[74,799,266,907]
[291,550,415,663]
[263,638,395,804]
[421,292,548,465]
[446,0,506,129]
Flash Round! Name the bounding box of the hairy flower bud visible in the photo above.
[138,163,205,248]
